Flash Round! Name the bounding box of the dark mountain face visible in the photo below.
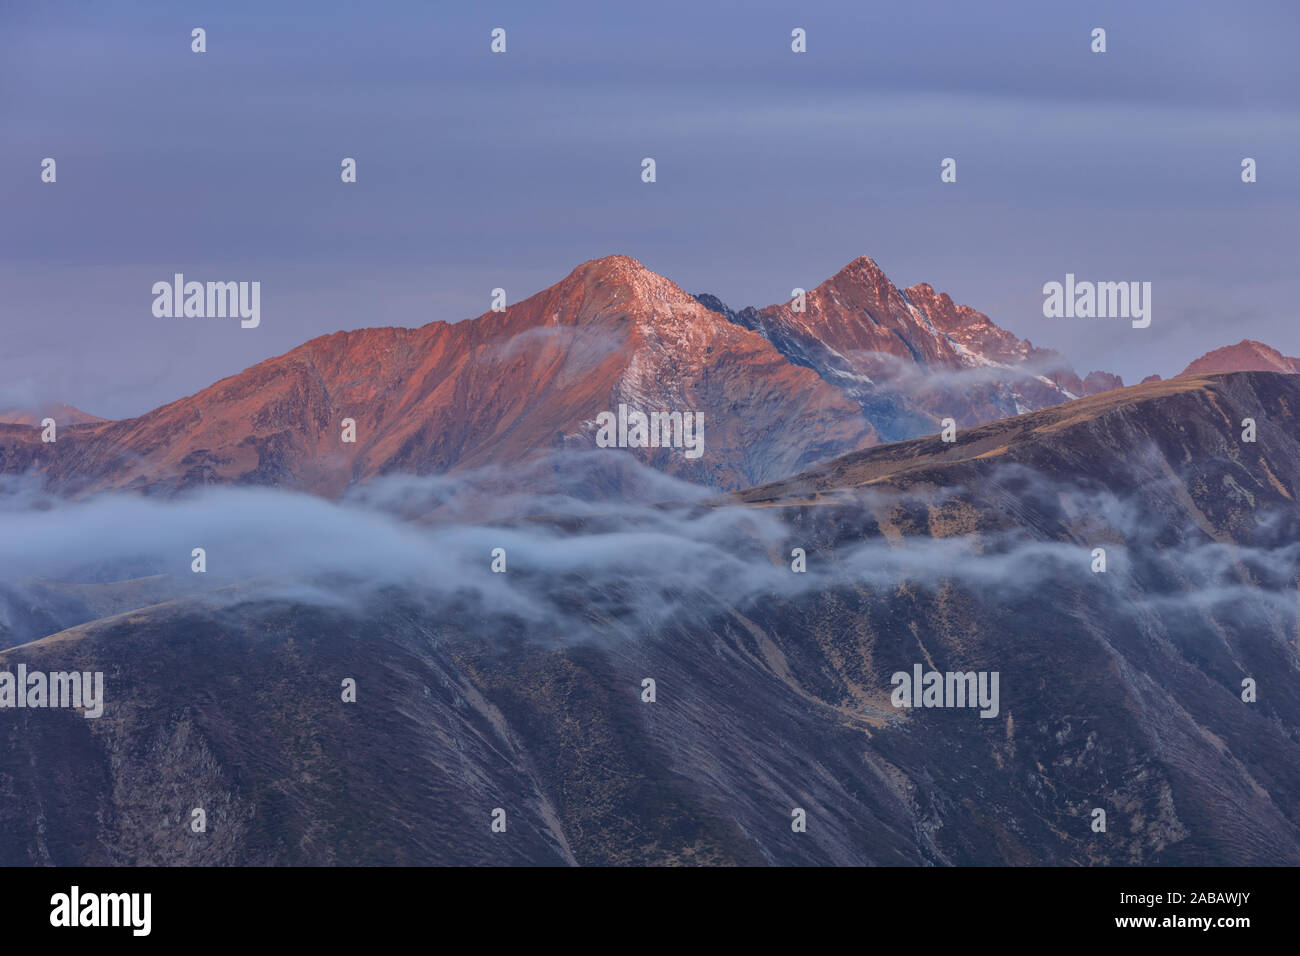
[3,371,1297,865]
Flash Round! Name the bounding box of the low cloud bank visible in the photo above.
[0,455,1294,648]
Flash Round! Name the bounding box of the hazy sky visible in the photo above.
[2,0,1297,418]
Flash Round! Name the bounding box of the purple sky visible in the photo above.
[2,0,1297,418]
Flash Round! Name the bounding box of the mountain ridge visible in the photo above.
[3,255,1294,498]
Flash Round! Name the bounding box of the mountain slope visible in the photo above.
[738,371,1298,504]
[3,372,1297,865]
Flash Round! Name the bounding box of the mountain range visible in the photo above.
[1,254,1297,866]
[1,255,1293,496]
[2,369,1297,865]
